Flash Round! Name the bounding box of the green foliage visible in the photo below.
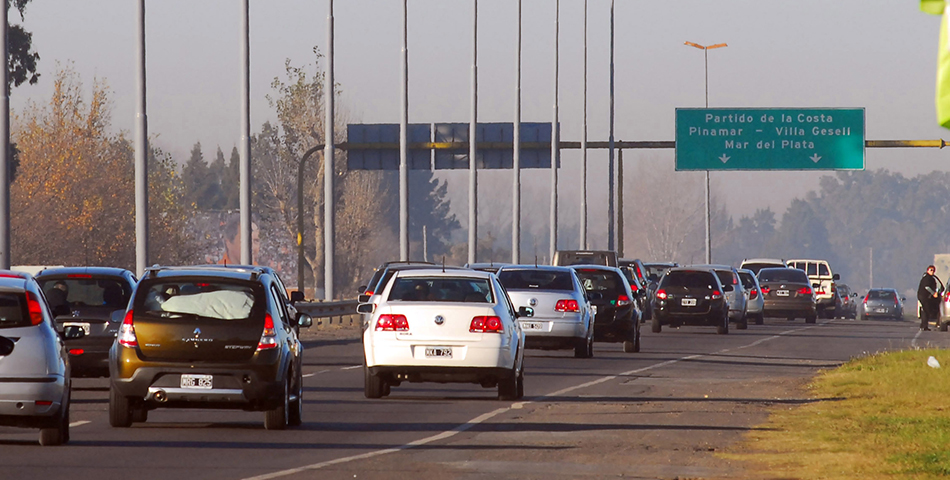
[8,0,40,90]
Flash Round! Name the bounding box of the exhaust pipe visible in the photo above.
[152,389,167,403]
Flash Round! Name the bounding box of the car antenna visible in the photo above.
[535,256,538,268]
[442,256,445,273]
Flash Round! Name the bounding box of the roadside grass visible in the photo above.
[723,348,950,479]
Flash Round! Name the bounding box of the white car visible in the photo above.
[496,265,594,358]
[360,269,526,400]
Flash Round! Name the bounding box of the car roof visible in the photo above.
[35,266,134,278]
[570,264,621,273]
[393,268,494,279]
[497,265,574,273]
[0,270,32,289]
[741,258,786,264]
[143,265,268,281]
[689,264,736,271]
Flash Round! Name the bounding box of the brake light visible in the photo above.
[863,294,869,304]
[375,314,409,331]
[629,283,639,292]
[470,315,504,333]
[895,297,900,307]
[26,291,43,326]
[118,310,138,347]
[616,295,632,307]
[749,288,759,299]
[798,287,813,295]
[364,291,374,297]
[257,314,279,350]
[712,291,722,300]
[555,299,580,312]
[69,349,84,356]
[656,289,668,300]
[945,292,950,302]
[67,274,93,279]
[0,272,25,279]
[761,286,771,295]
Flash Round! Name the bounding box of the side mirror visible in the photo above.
[290,290,305,305]
[852,292,858,297]
[358,294,371,304]
[358,285,367,294]
[63,325,85,340]
[832,273,840,281]
[723,285,734,293]
[901,296,907,302]
[357,303,375,314]
[517,306,534,318]
[296,313,313,328]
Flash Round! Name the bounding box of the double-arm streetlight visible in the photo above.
[684,41,727,264]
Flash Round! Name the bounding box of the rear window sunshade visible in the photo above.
[0,293,27,328]
[137,280,258,320]
[388,277,493,303]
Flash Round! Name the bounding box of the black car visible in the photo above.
[108,265,313,430]
[572,265,641,353]
[641,262,680,320]
[651,268,730,334]
[35,267,137,378]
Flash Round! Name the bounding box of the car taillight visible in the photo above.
[616,295,632,306]
[863,294,869,304]
[798,287,813,295]
[555,299,580,312]
[375,314,409,331]
[69,349,84,356]
[257,314,279,350]
[35,400,53,406]
[895,297,900,307]
[656,289,668,300]
[711,291,722,300]
[364,291,374,296]
[749,288,759,299]
[26,291,43,326]
[945,292,950,302]
[118,310,138,348]
[761,286,771,295]
[470,316,504,333]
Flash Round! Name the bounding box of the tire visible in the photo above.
[574,333,593,358]
[131,405,148,424]
[515,368,525,400]
[940,321,949,332]
[264,380,288,431]
[288,370,303,427]
[755,313,764,325]
[623,329,638,353]
[651,317,662,333]
[717,312,729,335]
[39,395,69,446]
[736,314,748,330]
[109,387,132,428]
[633,328,641,353]
[364,365,385,399]
[498,369,519,401]
[805,314,817,324]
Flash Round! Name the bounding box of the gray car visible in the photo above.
[738,269,764,325]
[0,271,84,445]
[861,288,904,321]
[497,266,595,358]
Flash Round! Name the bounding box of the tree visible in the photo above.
[8,0,40,91]
[10,67,194,268]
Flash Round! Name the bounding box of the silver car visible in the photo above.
[738,269,764,325]
[691,265,748,329]
[0,271,84,445]
[497,266,595,358]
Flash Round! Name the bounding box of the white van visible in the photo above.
[786,259,840,318]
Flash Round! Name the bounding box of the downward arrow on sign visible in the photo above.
[718,154,730,164]
[810,153,821,163]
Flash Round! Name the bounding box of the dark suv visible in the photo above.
[652,268,730,334]
[35,267,137,378]
[108,265,312,430]
[572,265,641,353]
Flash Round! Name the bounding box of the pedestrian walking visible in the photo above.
[917,265,942,331]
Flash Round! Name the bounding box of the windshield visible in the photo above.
[868,290,896,300]
[138,280,257,320]
[661,271,718,289]
[38,276,131,309]
[0,293,27,329]
[738,272,756,289]
[758,268,809,284]
[388,277,494,303]
[497,270,574,291]
[575,270,627,297]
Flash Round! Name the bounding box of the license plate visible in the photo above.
[63,322,91,336]
[681,298,697,307]
[180,374,213,389]
[876,308,887,313]
[777,290,790,297]
[521,322,543,331]
[425,347,453,358]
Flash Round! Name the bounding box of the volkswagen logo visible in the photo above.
[434,315,445,326]
[529,298,538,307]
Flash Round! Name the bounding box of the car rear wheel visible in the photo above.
[736,314,748,330]
[651,317,662,333]
[574,334,593,358]
[39,394,69,446]
[109,387,132,428]
[805,314,817,324]
[755,313,764,325]
[717,312,729,335]
[364,365,385,399]
[623,328,638,353]
[131,405,148,423]
[264,380,289,430]
[941,321,949,332]
[288,371,303,427]
[498,369,520,401]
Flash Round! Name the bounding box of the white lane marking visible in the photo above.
[243,326,815,480]
[340,365,362,370]
[69,420,90,428]
[912,328,923,348]
[302,369,331,378]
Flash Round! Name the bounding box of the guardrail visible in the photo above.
[295,299,359,319]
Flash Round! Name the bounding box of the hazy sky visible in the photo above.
[10,0,949,250]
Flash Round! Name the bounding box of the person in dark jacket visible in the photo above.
[917,265,942,331]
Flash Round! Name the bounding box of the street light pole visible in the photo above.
[684,41,726,265]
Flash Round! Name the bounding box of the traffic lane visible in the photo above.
[258,319,929,479]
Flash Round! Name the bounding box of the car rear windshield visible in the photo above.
[867,290,896,300]
[574,270,626,297]
[136,280,259,320]
[713,269,738,286]
[0,293,28,329]
[742,262,782,275]
[644,264,675,281]
[557,252,611,266]
[497,270,574,291]
[388,277,494,303]
[660,271,718,289]
[38,276,131,309]
[758,268,809,284]
[738,272,756,290]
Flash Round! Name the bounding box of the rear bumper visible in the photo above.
[518,318,587,342]
[763,299,816,318]
[0,375,66,424]
[365,335,516,371]
[655,310,725,326]
[369,365,514,385]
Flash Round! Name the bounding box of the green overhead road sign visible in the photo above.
[675,108,865,171]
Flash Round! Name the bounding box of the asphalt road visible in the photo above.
[1,317,945,480]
